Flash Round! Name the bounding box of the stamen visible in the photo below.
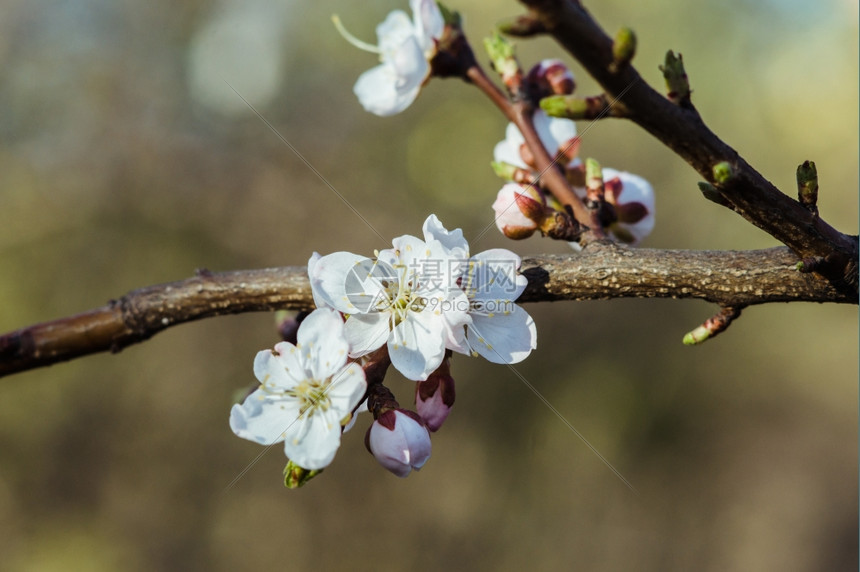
[332,15,382,54]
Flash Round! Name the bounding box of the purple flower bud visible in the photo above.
[415,368,455,432]
[365,409,432,478]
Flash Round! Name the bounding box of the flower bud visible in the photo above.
[611,27,637,70]
[415,362,455,432]
[492,183,547,240]
[283,459,323,489]
[484,31,522,92]
[527,59,576,96]
[365,409,432,477]
[557,136,581,168]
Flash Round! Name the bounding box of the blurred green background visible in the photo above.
[0,0,857,570]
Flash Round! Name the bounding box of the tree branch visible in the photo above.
[0,244,851,378]
[518,0,859,294]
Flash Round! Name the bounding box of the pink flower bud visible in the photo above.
[557,136,581,166]
[415,367,455,432]
[365,409,432,477]
[526,59,576,96]
[492,184,546,240]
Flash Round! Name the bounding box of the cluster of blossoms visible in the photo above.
[230,1,658,488]
[231,216,536,483]
[335,0,655,248]
[490,61,655,248]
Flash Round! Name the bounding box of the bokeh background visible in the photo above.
[0,0,857,570]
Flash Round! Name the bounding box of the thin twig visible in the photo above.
[466,65,605,239]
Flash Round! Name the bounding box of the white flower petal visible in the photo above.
[492,139,527,170]
[230,388,299,446]
[344,312,391,357]
[283,410,343,470]
[325,363,368,418]
[440,290,472,354]
[297,308,349,380]
[504,120,526,149]
[388,37,427,89]
[443,319,470,354]
[307,252,330,310]
[253,346,304,389]
[422,214,469,259]
[411,0,444,51]
[388,311,446,380]
[354,63,421,117]
[311,251,379,314]
[534,109,577,155]
[390,233,429,274]
[467,305,537,364]
[463,249,527,302]
[376,10,415,54]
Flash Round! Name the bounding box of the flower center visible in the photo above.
[283,379,331,418]
[376,264,427,327]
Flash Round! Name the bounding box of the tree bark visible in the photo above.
[0,244,850,378]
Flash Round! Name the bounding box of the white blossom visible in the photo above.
[335,0,444,116]
[571,168,656,246]
[229,308,367,470]
[601,168,656,245]
[493,110,578,170]
[310,218,470,381]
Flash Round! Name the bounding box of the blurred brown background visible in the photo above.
[0,0,857,570]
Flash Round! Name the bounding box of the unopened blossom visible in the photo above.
[229,308,367,470]
[335,0,444,116]
[493,110,578,171]
[492,183,547,240]
[415,358,455,432]
[366,409,432,477]
[309,216,470,381]
[526,59,576,96]
[423,216,537,364]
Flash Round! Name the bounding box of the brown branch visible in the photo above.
[0,244,852,378]
[518,0,859,294]
[0,267,313,378]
